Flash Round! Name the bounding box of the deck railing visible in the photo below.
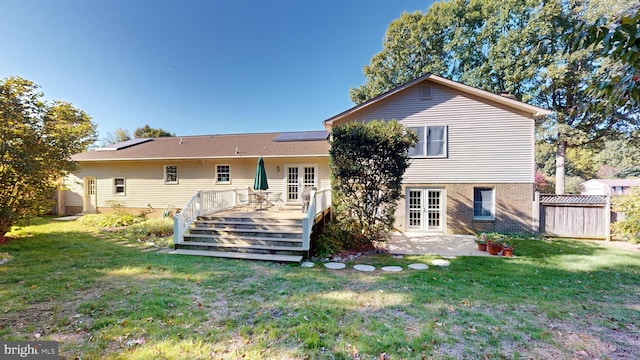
[173,188,246,244]
[302,188,332,251]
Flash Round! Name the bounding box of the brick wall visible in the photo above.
[394,183,534,234]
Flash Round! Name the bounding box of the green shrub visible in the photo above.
[314,222,356,258]
[78,212,145,228]
[612,189,640,243]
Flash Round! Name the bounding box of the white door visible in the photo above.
[83,177,97,213]
[407,189,444,232]
[285,165,317,203]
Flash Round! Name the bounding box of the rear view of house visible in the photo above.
[323,74,551,234]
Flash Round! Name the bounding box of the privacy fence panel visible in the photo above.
[535,194,611,240]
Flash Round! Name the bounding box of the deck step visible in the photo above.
[183,233,302,243]
[178,241,302,251]
[189,226,302,237]
[169,249,303,263]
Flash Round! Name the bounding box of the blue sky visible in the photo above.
[0,0,434,140]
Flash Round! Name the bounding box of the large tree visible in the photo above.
[101,128,131,146]
[329,120,416,246]
[134,124,175,138]
[351,0,639,194]
[0,77,96,238]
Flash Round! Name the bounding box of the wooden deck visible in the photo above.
[172,205,308,262]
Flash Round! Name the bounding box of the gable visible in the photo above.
[323,74,550,130]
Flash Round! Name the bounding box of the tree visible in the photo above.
[134,124,175,138]
[612,188,640,242]
[101,128,131,146]
[576,8,640,113]
[329,120,416,247]
[351,0,639,194]
[0,77,96,238]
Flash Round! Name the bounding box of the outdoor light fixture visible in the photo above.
[276,166,280,173]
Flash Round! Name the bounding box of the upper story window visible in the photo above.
[114,178,126,195]
[216,164,230,184]
[408,125,447,158]
[164,165,178,184]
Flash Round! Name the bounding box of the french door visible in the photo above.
[407,188,444,232]
[285,165,317,203]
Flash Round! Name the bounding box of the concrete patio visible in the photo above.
[387,232,492,257]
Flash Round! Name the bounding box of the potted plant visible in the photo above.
[501,243,514,257]
[486,233,504,255]
[475,233,487,251]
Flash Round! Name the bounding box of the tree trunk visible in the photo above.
[555,140,567,194]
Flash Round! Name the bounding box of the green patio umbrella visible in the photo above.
[253,156,269,191]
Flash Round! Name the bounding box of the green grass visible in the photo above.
[1,219,640,359]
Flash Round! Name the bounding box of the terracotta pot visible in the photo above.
[502,246,514,257]
[487,243,502,255]
[477,243,487,251]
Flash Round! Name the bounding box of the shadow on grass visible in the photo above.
[2,218,640,359]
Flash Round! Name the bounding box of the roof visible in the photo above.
[581,179,640,187]
[72,131,330,162]
[323,73,552,129]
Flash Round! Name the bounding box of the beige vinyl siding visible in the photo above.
[337,81,535,183]
[73,157,330,210]
[63,174,84,207]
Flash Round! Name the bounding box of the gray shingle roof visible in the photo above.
[72,131,330,161]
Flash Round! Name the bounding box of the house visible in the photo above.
[67,73,550,235]
[580,179,640,196]
[66,131,331,215]
[323,74,550,234]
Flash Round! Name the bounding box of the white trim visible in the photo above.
[406,188,446,232]
[323,73,552,129]
[408,125,448,158]
[163,165,178,184]
[113,177,126,196]
[473,187,495,220]
[215,164,231,184]
[284,163,318,203]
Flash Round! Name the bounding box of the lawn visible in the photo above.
[1,218,639,359]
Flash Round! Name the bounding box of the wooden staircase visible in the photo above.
[172,214,306,263]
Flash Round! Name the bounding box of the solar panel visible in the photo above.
[273,131,329,142]
[95,138,153,151]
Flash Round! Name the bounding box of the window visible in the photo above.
[216,164,230,184]
[408,125,447,158]
[164,165,178,184]
[473,187,494,220]
[114,178,126,195]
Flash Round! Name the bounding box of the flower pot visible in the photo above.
[502,246,514,257]
[487,242,502,255]
[477,243,487,251]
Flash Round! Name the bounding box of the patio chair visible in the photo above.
[267,192,283,210]
[301,187,316,213]
[236,193,250,211]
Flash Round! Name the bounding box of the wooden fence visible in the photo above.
[532,193,611,240]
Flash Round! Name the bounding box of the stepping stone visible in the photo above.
[141,247,159,252]
[391,254,404,259]
[353,264,375,272]
[431,259,450,267]
[408,263,429,270]
[381,266,403,272]
[301,261,315,268]
[324,262,346,270]
[157,248,174,254]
